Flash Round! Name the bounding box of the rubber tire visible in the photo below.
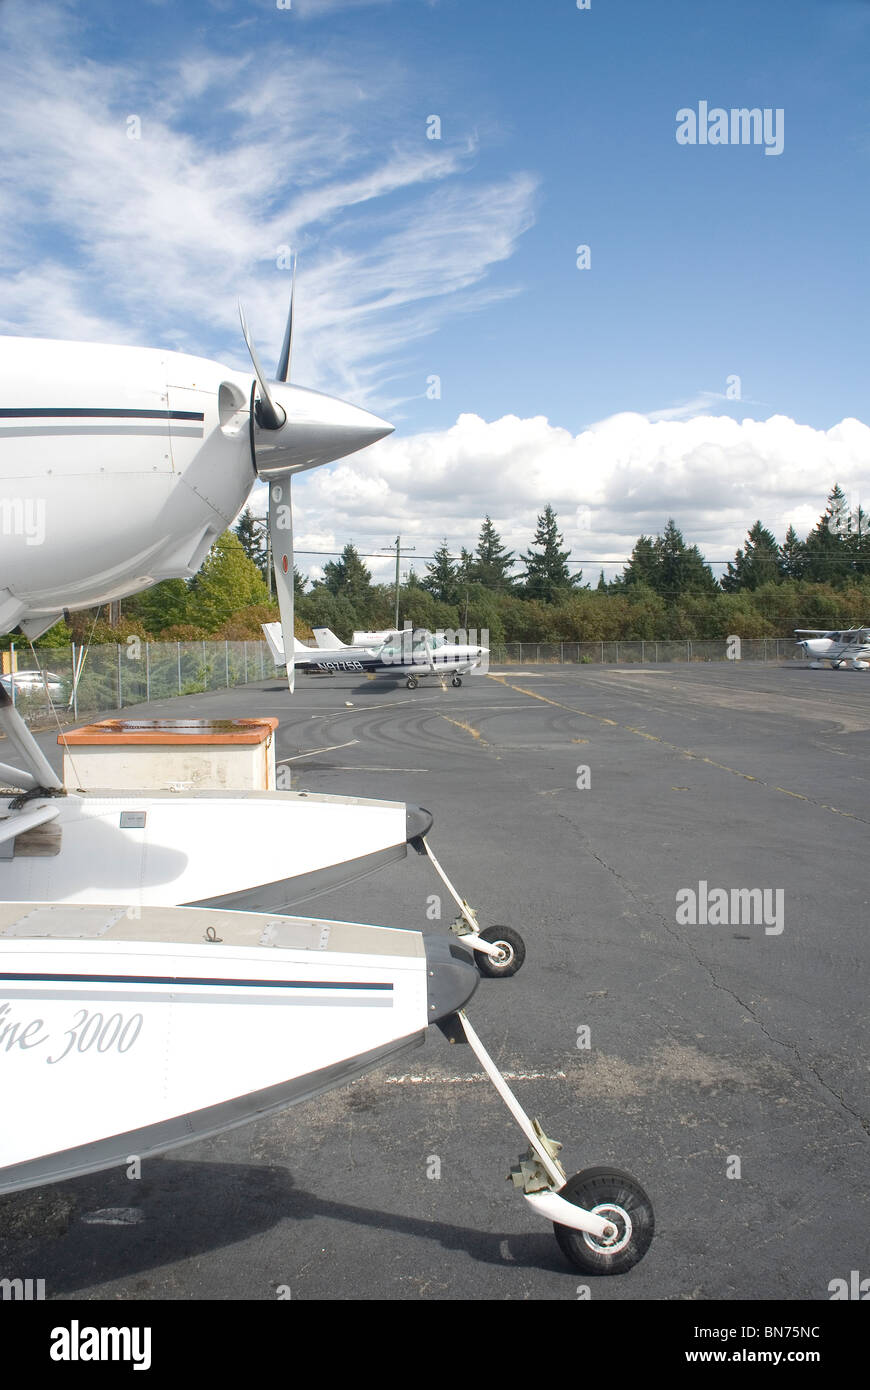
[451,675,463,687]
[476,925,526,977]
[406,676,418,689]
[554,1167,654,1275]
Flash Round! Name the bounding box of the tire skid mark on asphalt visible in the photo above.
[486,674,870,826]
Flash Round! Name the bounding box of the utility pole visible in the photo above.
[382,536,415,630]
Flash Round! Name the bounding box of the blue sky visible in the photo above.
[1,0,868,583]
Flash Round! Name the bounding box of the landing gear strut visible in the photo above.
[453,1011,654,1273]
[420,836,525,976]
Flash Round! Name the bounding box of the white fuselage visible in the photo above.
[0,337,257,634]
[796,629,870,669]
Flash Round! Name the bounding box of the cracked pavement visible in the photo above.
[2,658,867,1300]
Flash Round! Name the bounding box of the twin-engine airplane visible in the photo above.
[0,286,653,1275]
[795,627,870,669]
[264,622,488,687]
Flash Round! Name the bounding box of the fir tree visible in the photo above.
[470,517,515,591]
[521,505,577,602]
[234,507,267,578]
[422,540,459,603]
[721,522,782,591]
[320,544,373,607]
[780,524,805,580]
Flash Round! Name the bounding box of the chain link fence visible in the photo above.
[492,638,801,664]
[3,635,803,724]
[2,640,280,724]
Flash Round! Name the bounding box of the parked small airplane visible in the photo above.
[795,626,870,669]
[264,622,488,687]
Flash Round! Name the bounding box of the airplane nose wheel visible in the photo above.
[552,1167,655,1274]
[419,837,526,977]
[451,1013,655,1276]
[475,925,526,977]
[406,676,419,689]
[451,675,462,687]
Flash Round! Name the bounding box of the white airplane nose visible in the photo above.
[253,383,394,479]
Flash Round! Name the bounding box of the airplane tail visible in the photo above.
[312,627,344,649]
[263,622,315,667]
[262,622,285,667]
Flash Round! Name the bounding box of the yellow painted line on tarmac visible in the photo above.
[486,672,865,823]
[440,714,488,745]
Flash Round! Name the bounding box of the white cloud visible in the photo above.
[291,409,870,581]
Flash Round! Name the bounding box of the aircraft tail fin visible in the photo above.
[312,627,344,649]
[262,622,285,667]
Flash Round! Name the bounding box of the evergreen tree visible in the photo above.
[721,521,782,592]
[234,507,267,578]
[780,524,805,580]
[422,540,459,603]
[521,505,577,602]
[845,506,870,580]
[621,536,659,590]
[320,544,373,607]
[655,519,719,597]
[823,483,849,539]
[802,486,848,584]
[470,517,515,591]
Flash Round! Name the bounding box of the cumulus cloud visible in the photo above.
[285,410,870,585]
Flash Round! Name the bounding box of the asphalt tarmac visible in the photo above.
[2,660,868,1301]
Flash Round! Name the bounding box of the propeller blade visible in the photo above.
[275,254,296,384]
[269,478,295,693]
[239,301,285,431]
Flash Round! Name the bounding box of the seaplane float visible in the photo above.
[0,281,654,1276]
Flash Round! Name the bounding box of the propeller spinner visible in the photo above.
[239,276,393,692]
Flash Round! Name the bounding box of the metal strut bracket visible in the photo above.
[421,836,502,959]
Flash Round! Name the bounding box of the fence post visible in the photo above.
[615,642,619,664]
[560,641,564,664]
[641,640,645,663]
[600,641,604,664]
[145,643,151,701]
[536,644,541,663]
[177,642,182,694]
[202,639,207,691]
[260,644,264,679]
[686,640,690,662]
[244,640,248,682]
[117,644,122,708]
[225,640,230,688]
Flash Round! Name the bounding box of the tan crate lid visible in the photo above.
[59,717,279,746]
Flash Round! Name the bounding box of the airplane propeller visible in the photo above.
[239,261,393,692]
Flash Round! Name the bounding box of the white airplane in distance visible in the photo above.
[263,622,489,687]
[795,627,870,669]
